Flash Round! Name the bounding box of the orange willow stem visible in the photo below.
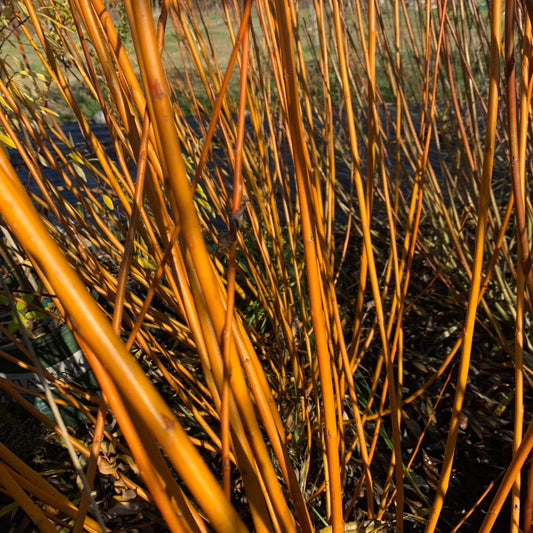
[0,462,58,533]
[331,0,405,528]
[130,0,218,290]
[272,0,343,530]
[512,244,525,532]
[479,420,533,532]
[425,0,502,530]
[525,453,533,533]
[128,2,297,531]
[520,15,533,533]
[221,239,236,498]
[0,442,103,533]
[0,151,247,533]
[190,0,253,192]
[505,1,525,529]
[113,109,150,333]
[221,0,252,498]
[77,338,202,533]
[450,480,496,533]
[506,5,533,310]
[72,403,107,533]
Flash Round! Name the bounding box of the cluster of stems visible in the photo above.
[0,0,531,531]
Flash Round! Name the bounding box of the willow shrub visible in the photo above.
[0,0,531,531]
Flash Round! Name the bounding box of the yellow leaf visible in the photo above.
[135,254,157,271]
[0,132,15,149]
[37,152,49,167]
[39,106,58,117]
[69,152,84,164]
[72,162,86,182]
[102,194,114,210]
[182,154,194,173]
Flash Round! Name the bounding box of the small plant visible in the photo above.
[0,290,53,340]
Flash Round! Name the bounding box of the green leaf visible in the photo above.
[8,317,18,334]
